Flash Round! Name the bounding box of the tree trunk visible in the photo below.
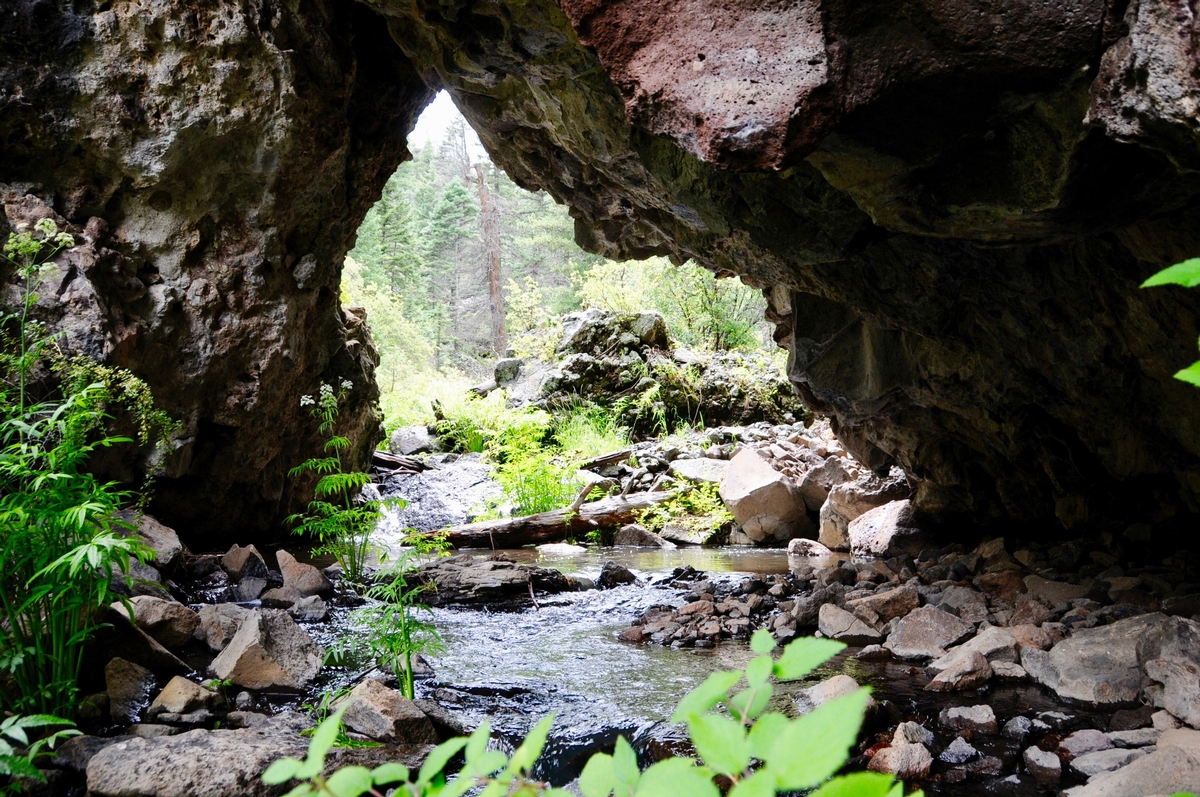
[428,490,676,548]
[474,163,507,356]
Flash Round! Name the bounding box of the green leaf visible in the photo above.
[689,714,750,776]
[727,769,775,797]
[262,758,302,785]
[298,705,348,779]
[747,712,790,761]
[808,772,898,797]
[579,753,615,797]
[545,789,577,797]
[745,655,774,687]
[371,763,410,785]
[469,750,509,778]
[750,628,776,654]
[671,671,743,723]
[507,713,555,775]
[1142,258,1200,288]
[1175,361,1200,386]
[465,722,491,764]
[418,737,469,785]
[325,766,374,797]
[634,758,717,797]
[764,689,871,791]
[727,684,772,723]
[773,638,846,682]
[613,736,640,793]
[281,784,316,797]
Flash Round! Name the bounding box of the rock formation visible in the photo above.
[4,0,1200,541]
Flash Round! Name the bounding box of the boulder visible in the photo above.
[106,658,157,725]
[793,449,854,511]
[1023,746,1061,783]
[925,650,991,692]
[1024,575,1089,605]
[936,586,989,624]
[939,705,997,734]
[794,675,869,715]
[817,603,882,646]
[195,604,255,652]
[221,545,267,582]
[417,554,577,608]
[868,744,932,780]
[276,550,333,597]
[928,625,1019,674]
[892,722,934,747]
[1060,729,1113,757]
[1061,745,1200,797]
[718,448,809,543]
[786,537,833,558]
[658,523,725,546]
[260,586,305,609]
[494,357,523,384]
[208,610,323,690]
[613,524,676,548]
[817,467,909,550]
[847,500,930,558]
[118,596,200,650]
[939,736,978,764]
[1139,615,1200,728]
[147,677,224,720]
[847,584,919,623]
[289,595,330,622]
[390,425,436,456]
[335,679,438,744]
[885,606,974,660]
[1069,748,1146,778]
[597,561,638,588]
[667,458,728,485]
[116,511,184,570]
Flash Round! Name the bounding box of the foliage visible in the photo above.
[0,219,167,717]
[433,392,551,460]
[1143,258,1200,386]
[0,713,79,795]
[263,634,912,797]
[488,452,582,517]
[552,405,630,462]
[634,483,732,539]
[288,381,396,582]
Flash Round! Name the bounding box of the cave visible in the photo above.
[2,0,1199,548]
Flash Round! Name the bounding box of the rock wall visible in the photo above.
[0,1,432,544]
[4,0,1200,541]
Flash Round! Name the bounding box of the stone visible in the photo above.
[128,724,181,738]
[1024,575,1090,605]
[794,674,867,715]
[929,625,1019,674]
[208,609,323,690]
[106,658,157,725]
[390,425,436,455]
[667,458,728,484]
[260,587,304,609]
[937,586,989,624]
[221,545,267,583]
[939,736,978,764]
[613,524,676,548]
[416,554,577,608]
[618,627,647,643]
[118,596,200,650]
[1144,656,1200,729]
[847,584,919,623]
[195,604,255,651]
[786,537,833,558]
[1106,728,1160,748]
[1023,746,1061,783]
[1060,746,1200,797]
[116,511,184,570]
[1069,748,1146,778]
[817,467,909,551]
[289,595,330,622]
[990,661,1028,679]
[867,744,932,780]
[1009,624,1052,651]
[1153,710,1183,730]
[494,358,522,384]
[939,705,997,734]
[793,449,855,511]
[973,570,1027,602]
[334,679,438,744]
[276,550,333,597]
[147,677,224,719]
[1004,716,1034,741]
[885,606,975,660]
[1060,729,1113,758]
[718,448,809,543]
[893,721,934,747]
[91,608,190,678]
[925,650,991,692]
[596,561,638,589]
[847,500,930,558]
[233,577,267,602]
[818,603,882,645]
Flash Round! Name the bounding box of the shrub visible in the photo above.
[433,392,551,461]
[635,483,733,540]
[1143,258,1200,386]
[553,404,630,462]
[492,452,582,516]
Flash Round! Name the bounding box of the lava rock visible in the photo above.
[335,679,438,744]
[208,609,323,690]
[106,658,157,725]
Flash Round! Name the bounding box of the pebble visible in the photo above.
[1023,746,1061,783]
[940,704,998,734]
[939,736,979,764]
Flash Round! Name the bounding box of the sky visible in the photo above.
[407,90,488,160]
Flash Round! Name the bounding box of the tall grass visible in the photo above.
[553,405,630,462]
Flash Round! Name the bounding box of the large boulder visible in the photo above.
[668,458,729,485]
[195,604,256,652]
[719,447,810,543]
[334,679,438,744]
[221,545,268,582]
[208,610,323,690]
[106,658,157,724]
[847,500,930,558]
[390,425,436,455]
[276,550,333,597]
[818,467,910,551]
[884,606,974,660]
[116,512,185,571]
[117,596,200,650]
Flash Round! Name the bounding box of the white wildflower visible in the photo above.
[300,395,315,406]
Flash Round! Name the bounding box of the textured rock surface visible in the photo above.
[6,0,1200,540]
[208,609,323,690]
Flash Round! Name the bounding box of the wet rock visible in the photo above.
[390,425,435,455]
[418,554,576,608]
[289,595,329,622]
[794,674,867,715]
[718,448,809,543]
[929,625,1019,673]
[1060,729,1113,758]
[925,650,991,692]
[847,584,919,623]
[939,705,997,734]
[613,524,676,548]
[1022,613,1164,706]
[86,714,314,797]
[1060,745,1200,797]
[221,545,267,582]
[939,736,978,764]
[117,596,200,650]
[1070,748,1146,778]
[667,458,728,485]
[618,627,647,643]
[817,467,909,551]
[885,606,974,660]
[195,604,255,651]
[208,609,323,690]
[147,677,224,720]
[1023,746,1061,783]
[817,603,882,645]
[597,561,638,589]
[116,512,184,571]
[276,550,333,597]
[335,679,438,744]
[893,722,934,747]
[233,577,267,602]
[868,744,932,779]
[847,500,930,558]
[1004,716,1034,741]
[786,538,833,558]
[106,658,157,725]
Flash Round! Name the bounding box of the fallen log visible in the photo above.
[431,490,677,549]
[371,450,429,472]
[578,449,632,471]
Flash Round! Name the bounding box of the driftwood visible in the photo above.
[578,449,633,471]
[371,451,429,472]
[432,490,677,549]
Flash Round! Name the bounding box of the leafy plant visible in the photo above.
[0,713,79,795]
[263,634,912,797]
[553,405,630,462]
[490,452,582,517]
[433,392,551,461]
[635,483,732,541]
[288,381,396,583]
[1143,258,1200,386]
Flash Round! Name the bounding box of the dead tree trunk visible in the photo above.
[474,163,507,356]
